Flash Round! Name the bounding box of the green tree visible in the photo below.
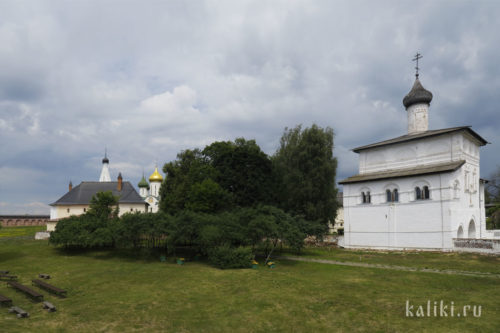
[486,204,500,230]
[203,138,274,206]
[273,124,338,232]
[50,191,119,248]
[159,149,216,214]
[160,139,274,214]
[486,167,500,204]
[88,191,119,219]
[186,179,232,213]
[486,167,500,230]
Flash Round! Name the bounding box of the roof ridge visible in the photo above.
[352,126,487,153]
[339,160,465,185]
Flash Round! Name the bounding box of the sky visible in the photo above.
[1,0,499,215]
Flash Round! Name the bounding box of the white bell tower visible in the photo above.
[99,150,111,182]
[402,53,433,135]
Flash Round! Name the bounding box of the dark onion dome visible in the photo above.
[102,155,109,164]
[138,175,149,188]
[403,78,433,108]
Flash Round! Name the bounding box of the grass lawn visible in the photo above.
[0,226,45,239]
[0,227,499,332]
[281,246,500,274]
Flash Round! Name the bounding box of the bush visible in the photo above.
[208,245,253,269]
[337,228,344,236]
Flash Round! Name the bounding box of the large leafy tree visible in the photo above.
[88,191,119,220]
[159,149,219,214]
[50,191,119,248]
[273,124,338,231]
[486,167,500,229]
[203,138,274,206]
[160,138,274,214]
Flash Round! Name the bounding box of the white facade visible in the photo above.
[340,76,491,250]
[150,181,161,198]
[407,103,429,134]
[47,202,146,231]
[99,161,111,182]
[138,166,163,213]
[342,159,486,250]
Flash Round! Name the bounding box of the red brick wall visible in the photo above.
[0,215,49,227]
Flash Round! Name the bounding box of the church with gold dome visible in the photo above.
[138,166,163,213]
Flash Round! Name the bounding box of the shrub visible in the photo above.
[208,245,253,269]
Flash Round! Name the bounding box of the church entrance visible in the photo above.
[468,220,476,238]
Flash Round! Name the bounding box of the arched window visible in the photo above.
[386,189,392,202]
[468,220,476,238]
[361,191,371,204]
[415,187,422,200]
[423,186,430,199]
[385,188,399,202]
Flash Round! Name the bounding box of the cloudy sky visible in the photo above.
[1,0,499,214]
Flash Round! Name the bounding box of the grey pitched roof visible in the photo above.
[50,181,146,206]
[339,160,465,185]
[402,78,433,108]
[352,126,488,153]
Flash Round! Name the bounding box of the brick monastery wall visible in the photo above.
[0,215,49,227]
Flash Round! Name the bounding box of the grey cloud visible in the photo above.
[1,1,500,213]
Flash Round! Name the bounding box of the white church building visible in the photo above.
[137,166,163,213]
[48,153,148,231]
[339,67,496,251]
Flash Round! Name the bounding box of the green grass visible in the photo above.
[280,246,500,274]
[1,237,499,332]
[0,226,45,239]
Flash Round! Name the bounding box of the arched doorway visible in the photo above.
[457,225,464,238]
[468,220,476,239]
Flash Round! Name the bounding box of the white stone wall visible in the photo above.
[139,187,148,198]
[359,132,480,175]
[150,181,161,197]
[99,163,111,182]
[118,203,147,215]
[343,165,484,250]
[51,205,90,220]
[47,203,147,232]
[407,103,429,134]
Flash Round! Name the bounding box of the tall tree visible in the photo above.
[159,149,218,214]
[486,167,500,204]
[486,167,500,229]
[203,138,274,206]
[88,191,119,220]
[273,124,338,231]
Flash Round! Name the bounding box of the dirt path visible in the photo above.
[274,255,500,278]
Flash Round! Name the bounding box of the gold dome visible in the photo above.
[149,167,163,182]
